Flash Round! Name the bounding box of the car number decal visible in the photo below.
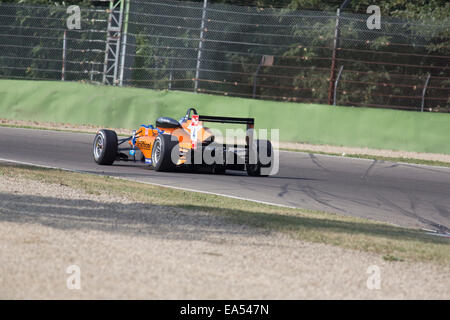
[190,115,200,149]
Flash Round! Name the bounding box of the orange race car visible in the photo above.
[93,108,274,176]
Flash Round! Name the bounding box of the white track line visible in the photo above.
[280,150,450,171]
[0,157,297,209]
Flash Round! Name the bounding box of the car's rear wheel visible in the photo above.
[246,139,273,177]
[213,165,226,174]
[93,129,118,165]
[151,134,179,172]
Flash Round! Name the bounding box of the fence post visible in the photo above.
[61,30,67,81]
[328,8,341,105]
[194,0,208,93]
[90,63,94,82]
[119,0,130,86]
[333,65,344,106]
[252,55,273,99]
[421,73,431,112]
[253,57,263,99]
[168,58,174,90]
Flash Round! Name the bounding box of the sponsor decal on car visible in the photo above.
[145,158,152,164]
[136,141,152,150]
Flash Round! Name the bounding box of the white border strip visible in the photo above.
[0,157,297,209]
[280,150,450,171]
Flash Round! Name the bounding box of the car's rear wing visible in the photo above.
[198,115,255,152]
[198,115,254,130]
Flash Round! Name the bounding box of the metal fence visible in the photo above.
[0,0,449,112]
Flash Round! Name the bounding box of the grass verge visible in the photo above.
[281,148,450,169]
[0,121,131,137]
[0,162,448,265]
[2,79,450,154]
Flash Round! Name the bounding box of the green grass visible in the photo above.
[0,122,97,135]
[383,254,405,262]
[0,162,448,265]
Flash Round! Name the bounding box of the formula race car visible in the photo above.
[92,108,274,176]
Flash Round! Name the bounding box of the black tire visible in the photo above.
[246,139,273,177]
[93,129,118,165]
[213,165,226,174]
[151,134,179,172]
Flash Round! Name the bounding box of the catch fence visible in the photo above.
[0,0,449,112]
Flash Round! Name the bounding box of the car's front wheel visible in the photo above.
[93,129,118,165]
[151,134,179,172]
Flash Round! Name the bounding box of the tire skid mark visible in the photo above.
[302,185,379,209]
[407,192,418,214]
[300,185,346,213]
[433,204,450,220]
[278,183,290,198]
[376,193,449,233]
[362,160,377,180]
[309,154,331,173]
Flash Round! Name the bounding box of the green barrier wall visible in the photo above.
[1,79,449,154]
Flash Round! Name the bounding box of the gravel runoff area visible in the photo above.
[0,174,449,299]
[2,118,450,163]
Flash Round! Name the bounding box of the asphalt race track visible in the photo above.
[0,127,449,233]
